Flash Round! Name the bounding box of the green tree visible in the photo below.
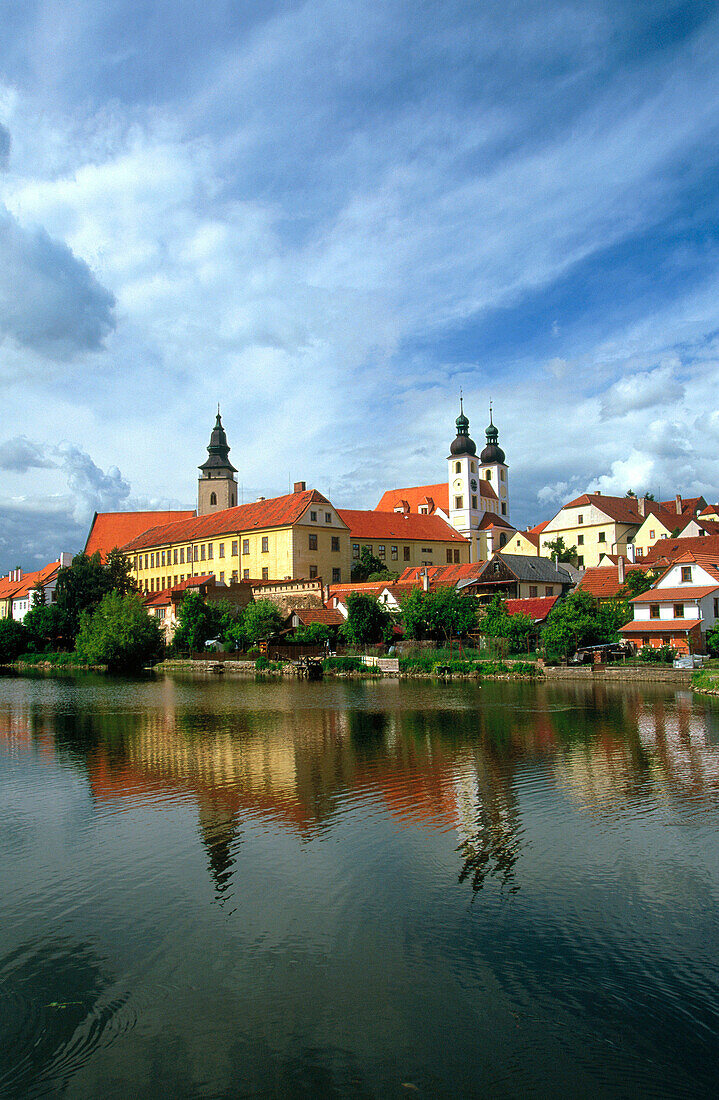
[0,618,29,662]
[171,591,223,654]
[243,599,283,645]
[480,594,535,652]
[340,593,392,645]
[620,568,658,598]
[75,591,164,670]
[541,590,621,660]
[351,547,385,582]
[401,587,478,642]
[54,552,112,644]
[105,547,138,596]
[292,622,332,645]
[23,603,60,653]
[543,536,578,565]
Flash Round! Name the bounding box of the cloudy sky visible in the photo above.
[2,0,719,572]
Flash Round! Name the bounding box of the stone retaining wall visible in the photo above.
[543,665,692,684]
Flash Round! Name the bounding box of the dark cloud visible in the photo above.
[0,123,9,169]
[0,206,116,358]
[0,436,56,473]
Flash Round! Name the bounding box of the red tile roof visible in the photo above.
[477,513,514,530]
[8,560,63,602]
[85,510,195,561]
[291,608,344,626]
[121,490,335,552]
[328,581,387,600]
[398,563,483,586]
[339,509,468,543]
[577,563,648,599]
[631,586,718,602]
[375,479,497,515]
[643,534,719,566]
[530,520,549,535]
[505,596,559,621]
[620,619,701,634]
[562,493,662,525]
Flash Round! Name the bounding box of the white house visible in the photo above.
[9,555,73,622]
[620,550,719,653]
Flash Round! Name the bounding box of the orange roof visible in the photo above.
[630,586,718,602]
[290,608,344,626]
[620,619,701,634]
[530,520,549,535]
[643,534,719,566]
[339,509,468,543]
[375,479,497,515]
[577,563,647,599]
[0,575,24,601]
[563,493,663,525]
[398,563,484,586]
[85,510,195,561]
[505,596,559,621]
[8,560,63,601]
[121,490,336,552]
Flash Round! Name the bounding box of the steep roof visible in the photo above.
[577,563,647,599]
[473,553,574,585]
[121,490,335,552]
[505,596,559,621]
[339,509,468,543]
[630,586,718,602]
[10,560,63,601]
[290,608,344,626]
[398,563,484,586]
[643,534,719,566]
[85,510,195,561]
[375,478,497,515]
[561,493,661,525]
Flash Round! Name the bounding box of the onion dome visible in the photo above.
[199,407,237,474]
[480,406,505,464]
[449,398,477,456]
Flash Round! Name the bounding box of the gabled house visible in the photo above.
[619,550,719,653]
[502,522,548,558]
[458,553,575,603]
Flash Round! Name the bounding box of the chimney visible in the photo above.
[422,568,429,592]
[595,489,602,495]
[293,481,306,494]
[617,555,625,584]
[256,495,265,502]
[59,552,72,567]
[627,543,636,563]
[675,494,682,515]
[638,497,646,517]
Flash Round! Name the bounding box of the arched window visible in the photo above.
[210,492,217,506]
[455,461,461,473]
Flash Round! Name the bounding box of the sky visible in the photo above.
[2,0,719,572]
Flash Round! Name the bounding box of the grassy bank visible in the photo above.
[691,669,719,695]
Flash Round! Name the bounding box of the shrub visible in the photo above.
[0,619,29,663]
[75,592,165,671]
[639,645,677,664]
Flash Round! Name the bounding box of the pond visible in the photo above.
[1,672,718,1097]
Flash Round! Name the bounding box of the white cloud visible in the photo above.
[600,363,684,418]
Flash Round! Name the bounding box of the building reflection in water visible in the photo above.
[2,676,719,897]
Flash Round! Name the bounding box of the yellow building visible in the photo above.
[502,522,547,557]
[123,485,351,593]
[632,496,708,559]
[540,493,650,569]
[338,509,469,571]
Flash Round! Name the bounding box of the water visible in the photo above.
[1,672,718,1098]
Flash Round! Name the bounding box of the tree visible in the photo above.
[292,622,332,645]
[243,600,283,645]
[53,552,113,644]
[621,568,658,599]
[0,618,29,663]
[340,593,392,645]
[351,547,385,582]
[400,587,478,642]
[23,603,61,653]
[541,590,621,660]
[543,536,578,565]
[707,622,719,657]
[105,547,138,597]
[480,595,535,652]
[171,591,224,654]
[75,591,164,670]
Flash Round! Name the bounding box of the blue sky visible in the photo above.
[2,0,719,571]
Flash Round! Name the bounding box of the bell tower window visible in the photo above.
[210,492,217,506]
[455,461,461,473]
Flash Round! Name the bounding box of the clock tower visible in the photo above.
[447,398,484,560]
[479,405,509,523]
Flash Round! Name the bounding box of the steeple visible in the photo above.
[480,403,505,464]
[449,393,477,457]
[197,407,238,515]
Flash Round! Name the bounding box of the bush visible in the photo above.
[75,592,165,671]
[639,645,677,664]
[0,618,29,662]
[322,656,365,672]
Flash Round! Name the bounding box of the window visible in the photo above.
[650,604,660,619]
[353,543,360,559]
[485,471,491,480]
[219,544,225,558]
[174,576,178,586]
[500,469,505,481]
[331,536,340,552]
[232,541,238,556]
[262,567,269,581]
[243,569,249,580]
[310,511,317,522]
[378,545,386,558]
[207,544,213,560]
[193,546,199,561]
[421,548,433,554]
[577,555,584,567]
[529,586,538,597]
[210,492,217,506]
[144,555,148,569]
[447,549,453,563]
[161,551,165,566]
[662,635,671,646]
[578,514,584,524]
[157,608,165,620]
[173,549,178,565]
[472,495,477,510]
[180,575,185,583]
[261,536,269,553]
[715,598,719,617]
[674,603,685,618]
[309,533,317,550]
[219,571,225,583]
[455,461,461,473]
[577,534,584,546]
[200,545,206,560]
[150,552,154,568]
[545,586,553,596]
[242,539,250,555]
[187,546,192,562]
[470,462,476,473]
[681,566,692,582]
[404,547,410,561]
[309,565,318,579]
[455,496,463,509]
[649,530,655,540]
[325,512,331,523]
[231,570,237,582]
[598,531,605,543]
[454,549,460,563]
[643,637,650,647]
[636,547,644,558]
[391,545,398,561]
[501,503,507,515]
[332,568,341,583]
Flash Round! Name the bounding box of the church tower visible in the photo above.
[198,407,238,516]
[479,405,509,522]
[448,398,483,560]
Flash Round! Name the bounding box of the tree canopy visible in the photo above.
[53,549,137,645]
[543,536,578,565]
[75,592,164,670]
[0,618,29,663]
[401,587,478,642]
[340,593,392,645]
[541,590,624,660]
[351,547,386,582]
[479,594,535,653]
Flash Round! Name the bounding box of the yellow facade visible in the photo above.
[502,530,540,557]
[540,504,639,569]
[349,536,470,571]
[631,514,674,560]
[127,504,351,594]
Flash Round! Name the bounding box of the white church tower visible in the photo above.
[479,404,509,523]
[448,399,511,561]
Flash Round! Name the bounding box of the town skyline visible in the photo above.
[3,2,719,574]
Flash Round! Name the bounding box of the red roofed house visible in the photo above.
[374,402,515,561]
[2,555,73,622]
[619,550,719,653]
[85,510,195,562]
[577,556,650,604]
[338,508,469,574]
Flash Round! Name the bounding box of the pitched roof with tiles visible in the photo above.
[339,509,468,543]
[121,490,336,552]
[398,563,484,587]
[375,479,497,515]
[0,575,24,601]
[85,510,195,561]
[642,534,719,567]
[328,581,388,601]
[620,619,702,634]
[562,493,661,525]
[530,520,549,535]
[630,586,719,602]
[291,608,344,626]
[9,560,63,602]
[577,563,648,599]
[505,596,559,621]
[472,553,574,585]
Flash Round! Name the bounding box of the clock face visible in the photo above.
[470,479,477,491]
[453,478,463,490]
